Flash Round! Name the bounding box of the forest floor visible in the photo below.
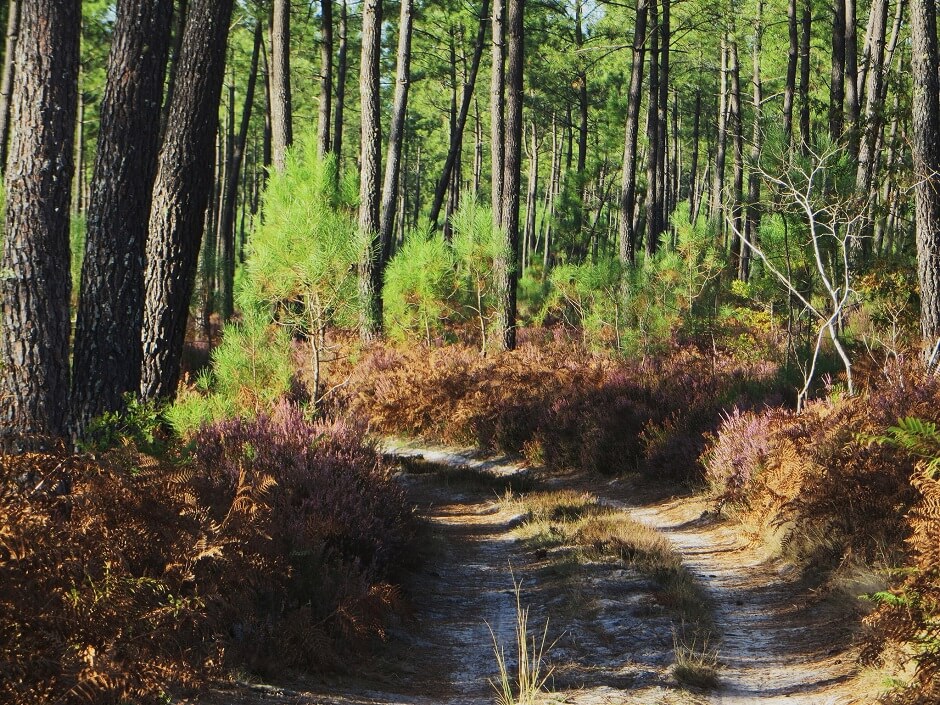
[196,442,873,705]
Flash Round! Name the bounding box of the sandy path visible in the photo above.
[201,443,867,705]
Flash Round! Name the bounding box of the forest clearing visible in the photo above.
[4,0,940,703]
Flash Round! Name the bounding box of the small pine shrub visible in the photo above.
[383,228,457,345]
[165,311,295,436]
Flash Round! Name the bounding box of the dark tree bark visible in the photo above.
[270,0,293,173]
[656,0,669,242]
[729,36,744,273]
[911,0,940,346]
[318,0,333,157]
[645,0,661,257]
[688,86,701,223]
[495,0,524,350]
[574,0,589,239]
[830,0,846,141]
[0,0,19,173]
[783,0,798,149]
[161,0,188,139]
[379,0,414,261]
[358,0,383,340]
[71,0,173,434]
[855,0,888,197]
[742,0,763,283]
[429,0,491,227]
[799,0,812,151]
[618,0,648,265]
[491,0,506,227]
[219,20,262,321]
[845,0,859,152]
[332,0,348,171]
[140,0,235,402]
[711,35,728,222]
[261,36,273,175]
[0,0,80,442]
[523,121,538,272]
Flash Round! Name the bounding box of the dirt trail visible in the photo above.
[203,444,869,705]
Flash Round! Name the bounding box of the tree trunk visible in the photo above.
[645,0,661,257]
[911,0,940,347]
[161,0,188,139]
[656,0,670,241]
[317,0,333,157]
[379,0,413,261]
[495,0,523,351]
[219,20,262,321]
[429,0,491,227]
[845,0,859,153]
[140,0,235,402]
[688,85,701,222]
[574,0,589,240]
[830,0,846,141]
[524,121,538,272]
[743,0,763,282]
[799,0,812,151]
[491,0,506,228]
[270,0,293,173]
[711,35,728,222]
[855,0,888,197]
[332,0,348,172]
[729,36,744,272]
[0,0,19,173]
[0,0,80,442]
[618,0,648,265]
[358,0,383,340]
[783,0,798,149]
[71,0,173,434]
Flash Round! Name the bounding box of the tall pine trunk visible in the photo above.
[318,0,333,157]
[379,0,414,261]
[358,0,383,340]
[71,0,173,434]
[645,0,661,257]
[270,0,293,173]
[495,0,524,351]
[491,0,506,228]
[0,0,80,442]
[911,0,940,348]
[332,0,348,172]
[140,0,235,401]
[618,0,648,265]
[219,20,262,321]
[0,0,19,173]
[783,0,798,149]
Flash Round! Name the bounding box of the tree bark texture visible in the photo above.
[333,0,348,171]
[618,0,648,265]
[0,0,19,173]
[495,0,524,351]
[645,0,661,257]
[270,0,293,173]
[0,0,80,442]
[830,0,846,141]
[140,0,235,401]
[799,0,812,151]
[358,0,383,340]
[855,0,888,196]
[219,20,262,321]
[783,0,798,149]
[71,0,173,434]
[379,0,414,261]
[318,0,333,157]
[911,0,940,345]
[491,0,506,227]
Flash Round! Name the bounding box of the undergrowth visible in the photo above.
[342,339,783,480]
[0,404,415,704]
